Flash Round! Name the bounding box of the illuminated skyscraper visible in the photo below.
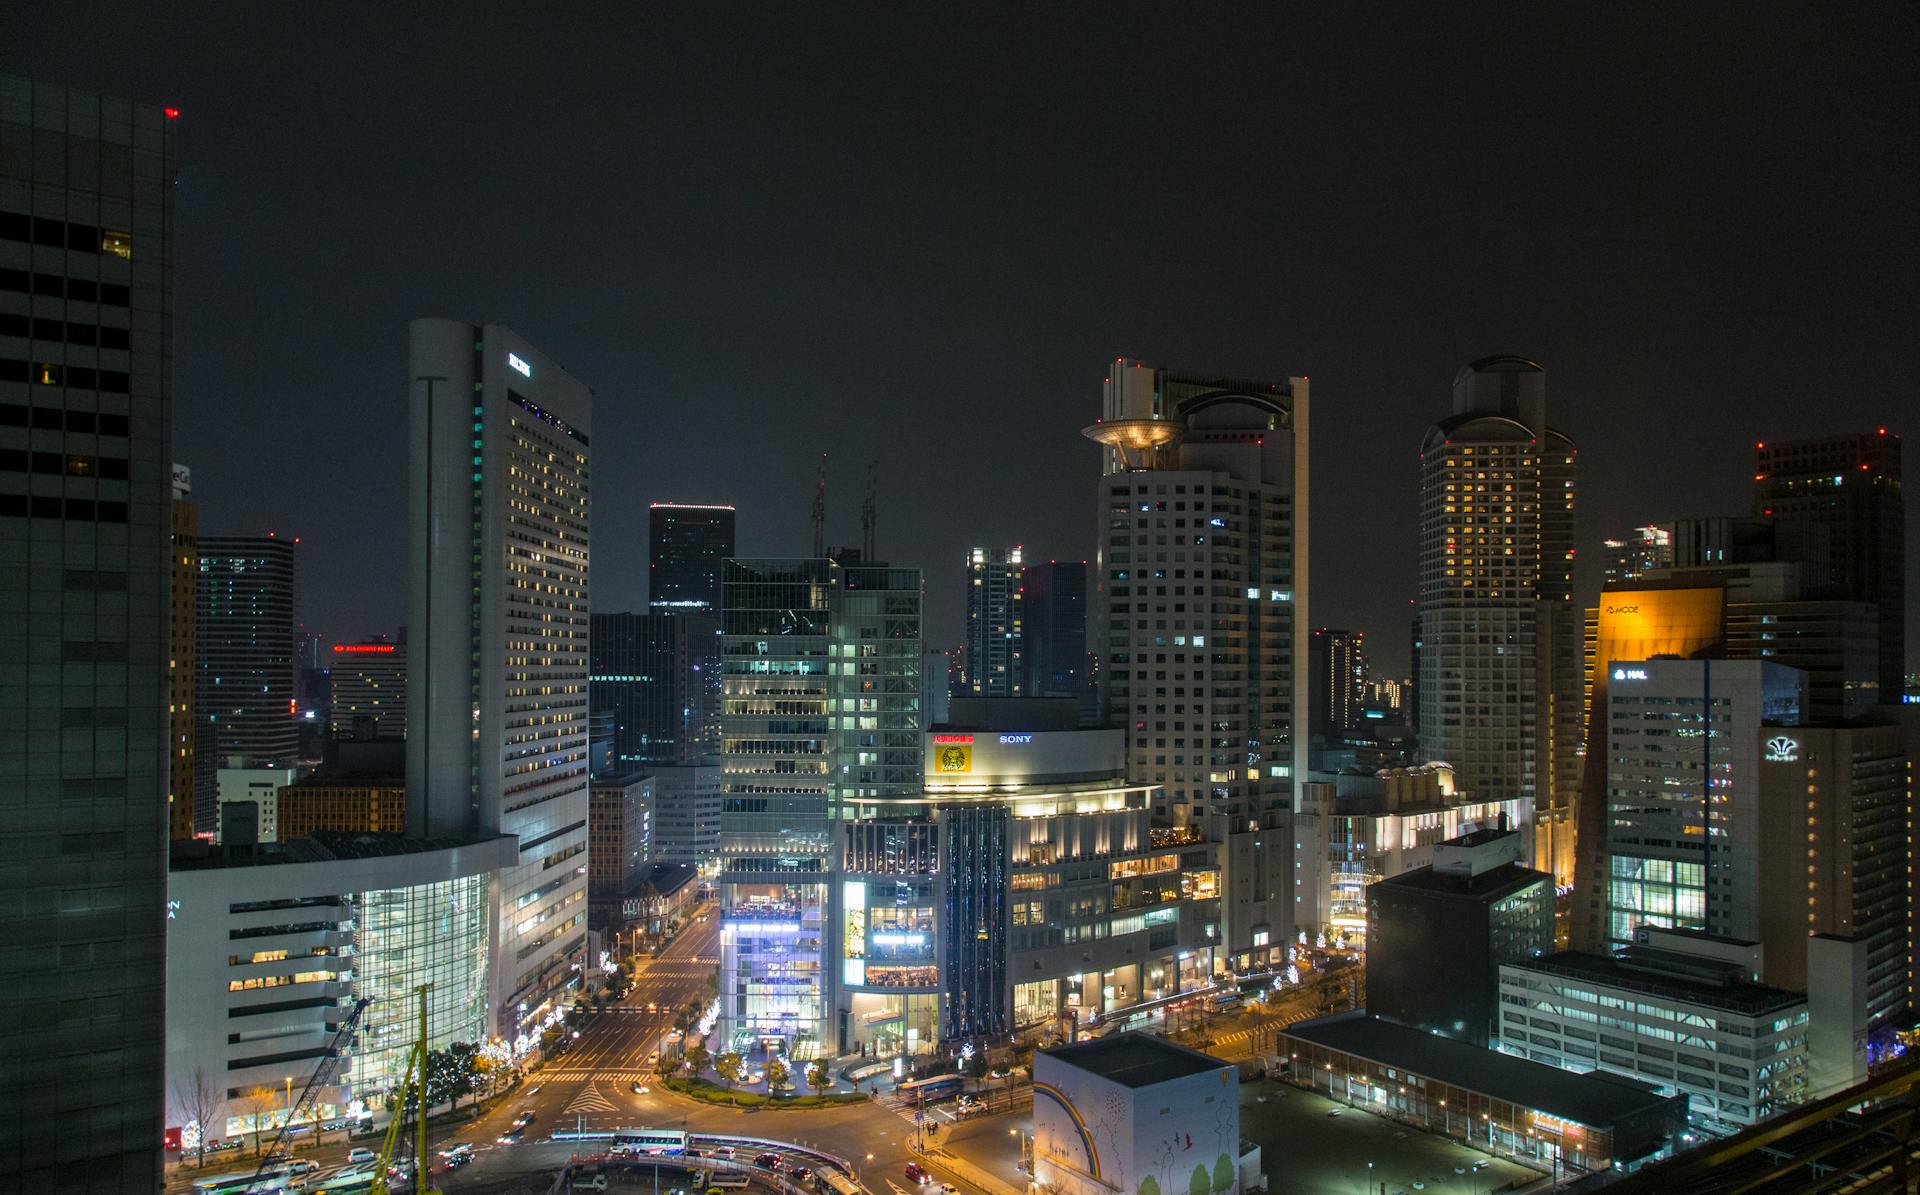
[1309,627,1366,741]
[1,73,175,1183]
[962,545,1024,696]
[1416,357,1579,882]
[1085,358,1307,970]
[409,318,592,1039]
[716,556,922,1057]
[1601,524,1673,584]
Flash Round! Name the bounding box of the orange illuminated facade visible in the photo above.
[275,778,407,838]
[1571,586,1726,951]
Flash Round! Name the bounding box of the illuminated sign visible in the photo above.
[333,644,397,654]
[1529,1111,1585,1138]
[1612,667,1649,681]
[1764,736,1800,763]
[508,352,532,378]
[1604,604,1640,615]
[935,745,972,773]
[999,733,1033,744]
[870,932,928,946]
[931,734,974,744]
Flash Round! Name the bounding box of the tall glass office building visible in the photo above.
[716,557,922,1059]
[350,867,493,1097]
[1,75,174,1184]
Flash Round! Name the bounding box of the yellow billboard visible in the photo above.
[935,744,972,773]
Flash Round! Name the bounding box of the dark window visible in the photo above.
[33,217,64,247]
[98,326,128,350]
[66,222,99,252]
[0,210,27,241]
[99,282,130,306]
[98,369,128,393]
[65,409,94,433]
[0,313,24,337]
[33,273,61,297]
[98,413,129,436]
[98,457,128,480]
[67,277,96,302]
[0,267,27,292]
[97,501,127,523]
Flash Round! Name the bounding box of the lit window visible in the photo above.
[100,230,132,258]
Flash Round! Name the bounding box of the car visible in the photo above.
[439,1143,474,1158]
[514,1110,537,1126]
[1326,1107,1343,1117]
[349,1148,377,1164]
[647,1051,661,1067]
[791,1167,814,1182]
[631,1081,649,1093]
[498,1126,525,1145]
[527,1083,543,1094]
[904,1163,931,1184]
[754,1153,783,1170]
[989,1067,1010,1079]
[711,1146,736,1159]
[444,1154,473,1171]
[941,1186,960,1194]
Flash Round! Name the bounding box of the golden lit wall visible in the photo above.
[1570,586,1727,951]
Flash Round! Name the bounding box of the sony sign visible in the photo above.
[998,733,1033,744]
[1764,736,1800,764]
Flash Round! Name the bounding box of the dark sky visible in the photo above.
[11,4,1916,674]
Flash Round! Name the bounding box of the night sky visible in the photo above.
[11,4,1916,674]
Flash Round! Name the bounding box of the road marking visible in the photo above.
[563,1083,620,1114]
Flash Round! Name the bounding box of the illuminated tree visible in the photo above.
[806,1060,831,1097]
[715,1050,745,1096]
[171,1067,221,1168]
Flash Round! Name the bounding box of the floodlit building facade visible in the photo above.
[408,318,593,1039]
[1416,356,1579,882]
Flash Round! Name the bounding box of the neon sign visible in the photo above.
[999,733,1033,744]
[1765,736,1800,763]
[931,734,974,744]
[333,644,396,654]
[508,352,532,378]
[1612,668,1649,681]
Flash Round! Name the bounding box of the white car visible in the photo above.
[348,1147,376,1164]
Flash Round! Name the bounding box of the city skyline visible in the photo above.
[10,6,1915,675]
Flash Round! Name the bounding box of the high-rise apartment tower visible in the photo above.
[1417,357,1579,882]
[962,545,1024,696]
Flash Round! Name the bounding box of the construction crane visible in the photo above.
[247,996,369,1186]
[371,984,438,1195]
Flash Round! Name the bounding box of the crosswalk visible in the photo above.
[541,1067,656,1081]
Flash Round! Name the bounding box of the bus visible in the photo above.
[612,1127,689,1155]
[705,1172,752,1191]
[194,1167,294,1195]
[897,1073,964,1104]
[309,1169,378,1195]
[817,1170,865,1195]
[1209,990,1242,1010]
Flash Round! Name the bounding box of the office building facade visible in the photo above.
[649,501,734,612]
[1602,524,1675,585]
[1085,359,1308,969]
[1365,829,1553,1047]
[1417,357,1579,882]
[588,771,654,934]
[171,464,197,838]
[328,636,405,741]
[590,609,720,768]
[1497,930,1810,1133]
[197,534,300,816]
[408,319,592,1039]
[1603,658,1805,948]
[0,74,174,1183]
[717,556,922,1058]
[1754,431,1904,700]
[963,545,1025,696]
[1023,559,1089,701]
[648,761,722,867]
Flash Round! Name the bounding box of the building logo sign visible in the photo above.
[1765,736,1800,763]
[999,733,1033,744]
[936,745,972,773]
[508,352,532,378]
[1612,667,1649,681]
[931,733,974,744]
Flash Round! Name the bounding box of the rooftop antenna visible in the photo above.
[861,460,877,560]
[812,453,827,558]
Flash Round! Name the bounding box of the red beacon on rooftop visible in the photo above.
[164,108,180,120]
